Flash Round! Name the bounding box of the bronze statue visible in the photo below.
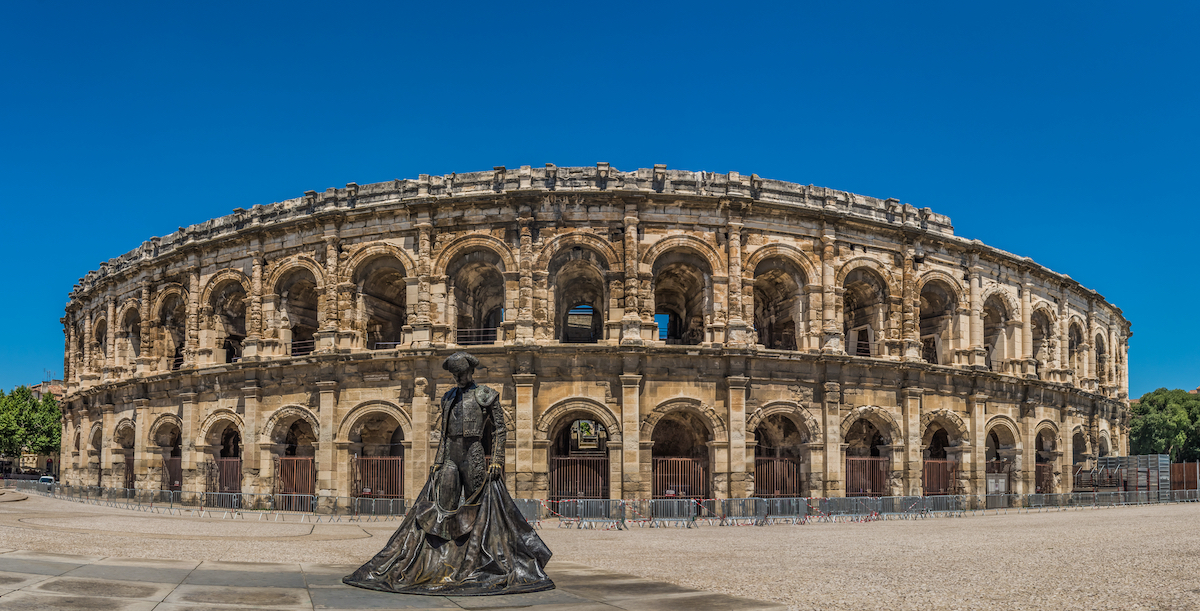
[343,352,554,595]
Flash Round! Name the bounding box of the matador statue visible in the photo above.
[343,351,554,595]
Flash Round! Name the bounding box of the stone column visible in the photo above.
[513,373,537,498]
[186,264,200,366]
[621,202,643,344]
[901,245,921,359]
[100,403,115,488]
[1021,272,1033,375]
[901,387,922,496]
[725,220,748,346]
[820,229,842,353]
[82,312,94,381]
[133,399,149,489]
[242,381,262,494]
[179,392,198,491]
[138,282,152,374]
[63,317,73,385]
[105,296,116,375]
[316,380,338,495]
[620,374,643,498]
[243,249,264,358]
[412,222,433,347]
[726,375,749,498]
[968,254,985,368]
[967,393,987,496]
[515,217,535,343]
[316,230,340,350]
[408,377,431,500]
[822,381,843,496]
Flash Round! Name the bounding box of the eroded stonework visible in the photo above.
[58,165,1131,500]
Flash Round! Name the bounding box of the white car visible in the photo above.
[38,476,54,485]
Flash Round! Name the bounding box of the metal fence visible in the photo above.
[754,457,802,498]
[846,457,888,496]
[549,455,608,501]
[651,457,708,499]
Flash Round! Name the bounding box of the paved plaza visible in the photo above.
[2,490,1200,610]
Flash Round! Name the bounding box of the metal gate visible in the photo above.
[123,455,135,489]
[1035,463,1054,493]
[161,457,182,491]
[846,457,888,497]
[274,457,315,511]
[922,459,958,495]
[652,457,708,499]
[754,457,802,498]
[206,458,242,493]
[352,456,403,498]
[549,455,609,500]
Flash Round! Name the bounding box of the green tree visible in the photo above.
[1130,388,1200,462]
[25,393,61,456]
[0,389,21,458]
[0,386,62,461]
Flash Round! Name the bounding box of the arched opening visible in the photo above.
[650,411,711,498]
[276,268,320,356]
[752,259,805,350]
[1068,323,1085,384]
[1072,432,1089,468]
[1094,333,1108,386]
[753,414,806,497]
[918,280,956,365]
[1034,429,1056,493]
[354,256,409,350]
[982,295,1012,371]
[119,308,141,372]
[922,426,959,495]
[548,416,610,500]
[209,281,247,363]
[448,249,505,345]
[549,249,608,344]
[652,251,711,346]
[348,412,405,502]
[154,422,183,492]
[204,421,243,499]
[158,293,187,371]
[984,426,1017,503]
[88,426,103,487]
[1031,310,1053,379]
[272,417,317,509]
[842,268,888,357]
[114,425,136,489]
[1098,435,1110,458]
[844,418,889,496]
[93,319,108,371]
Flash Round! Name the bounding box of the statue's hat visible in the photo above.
[442,351,479,374]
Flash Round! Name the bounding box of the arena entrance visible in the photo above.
[548,418,609,500]
[273,418,317,511]
[922,425,959,496]
[348,412,405,508]
[204,424,243,508]
[753,414,805,498]
[844,418,889,497]
[650,411,710,499]
[984,426,1017,507]
[114,423,135,489]
[1035,429,1057,493]
[155,423,183,492]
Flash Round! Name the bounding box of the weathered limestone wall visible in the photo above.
[58,165,1131,500]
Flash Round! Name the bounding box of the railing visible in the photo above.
[372,342,405,350]
[846,457,889,497]
[755,457,802,498]
[456,328,498,345]
[652,457,708,499]
[352,456,403,499]
[922,459,958,496]
[549,455,609,501]
[290,339,315,356]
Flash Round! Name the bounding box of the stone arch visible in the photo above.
[115,298,141,327]
[919,409,969,445]
[981,285,1021,320]
[336,400,412,442]
[640,235,727,277]
[113,418,136,449]
[433,234,516,276]
[1030,300,1059,325]
[88,421,102,451]
[342,241,417,283]
[1033,419,1062,449]
[743,243,819,284]
[147,413,183,446]
[640,397,728,443]
[840,406,903,444]
[534,397,621,443]
[746,400,820,442]
[916,270,966,304]
[1098,428,1112,456]
[150,283,188,321]
[199,268,253,309]
[197,409,245,446]
[835,257,900,298]
[265,254,327,293]
[261,405,321,445]
[984,415,1021,447]
[534,231,622,272]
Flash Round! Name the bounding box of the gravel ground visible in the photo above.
[1,493,1198,610]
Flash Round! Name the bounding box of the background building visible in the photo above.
[58,165,1130,501]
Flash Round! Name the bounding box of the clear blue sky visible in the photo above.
[1,2,1196,397]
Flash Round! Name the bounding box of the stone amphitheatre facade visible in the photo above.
[58,164,1131,503]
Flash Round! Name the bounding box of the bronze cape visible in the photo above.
[341,471,554,595]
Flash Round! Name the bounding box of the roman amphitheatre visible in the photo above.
[56,164,1130,505]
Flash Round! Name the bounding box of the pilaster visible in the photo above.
[513,373,537,498]
[620,374,643,498]
[726,375,749,498]
[316,380,338,495]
